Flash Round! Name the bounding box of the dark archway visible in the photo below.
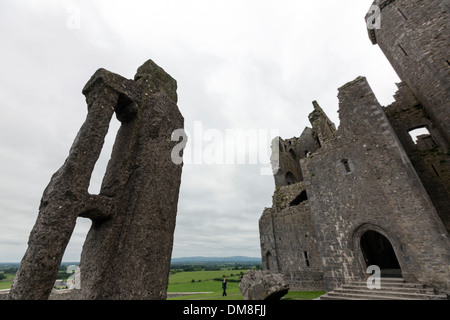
[290,190,307,206]
[360,230,401,277]
[289,148,297,160]
[285,171,298,185]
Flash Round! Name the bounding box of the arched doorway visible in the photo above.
[285,171,298,185]
[360,230,402,278]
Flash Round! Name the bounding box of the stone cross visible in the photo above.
[8,60,184,300]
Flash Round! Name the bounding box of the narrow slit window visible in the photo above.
[398,44,408,56]
[342,159,351,173]
[446,60,450,67]
[398,8,408,20]
[303,251,310,267]
[431,165,440,177]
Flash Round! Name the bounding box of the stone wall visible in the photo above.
[301,77,450,291]
[385,82,450,233]
[259,1,450,295]
[260,182,324,291]
[368,0,450,143]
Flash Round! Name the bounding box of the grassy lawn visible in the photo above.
[167,270,325,300]
[168,269,243,300]
[0,269,326,300]
[282,291,326,300]
[0,274,15,290]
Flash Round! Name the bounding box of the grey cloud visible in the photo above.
[0,0,400,261]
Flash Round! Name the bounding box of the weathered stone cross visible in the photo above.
[8,60,184,300]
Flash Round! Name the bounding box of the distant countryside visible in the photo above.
[0,257,325,300]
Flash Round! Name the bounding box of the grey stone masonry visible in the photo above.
[367,0,450,143]
[259,1,449,297]
[8,60,184,300]
[302,76,449,291]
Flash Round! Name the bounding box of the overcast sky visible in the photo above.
[0,0,400,262]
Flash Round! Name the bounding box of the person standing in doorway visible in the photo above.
[222,278,227,297]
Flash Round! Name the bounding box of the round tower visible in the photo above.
[366,0,450,145]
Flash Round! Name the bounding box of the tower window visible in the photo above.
[290,190,308,206]
[408,127,430,144]
[431,165,440,177]
[398,8,408,20]
[303,251,310,267]
[408,127,437,150]
[342,159,351,173]
[398,44,408,56]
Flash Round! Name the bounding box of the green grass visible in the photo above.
[0,274,15,290]
[169,270,242,286]
[168,269,243,300]
[0,269,326,301]
[167,270,325,300]
[281,291,326,300]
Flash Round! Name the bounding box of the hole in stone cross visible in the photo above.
[408,127,431,144]
[62,217,92,265]
[88,118,121,195]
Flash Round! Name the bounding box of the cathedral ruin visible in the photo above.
[259,0,449,293]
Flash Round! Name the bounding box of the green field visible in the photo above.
[1,268,325,300]
[168,269,244,300]
[167,270,325,300]
[0,274,14,290]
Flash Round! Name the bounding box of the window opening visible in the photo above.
[342,159,351,173]
[285,171,298,185]
[431,165,440,177]
[408,127,430,144]
[398,8,408,20]
[290,190,308,206]
[398,44,408,56]
[303,251,310,267]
